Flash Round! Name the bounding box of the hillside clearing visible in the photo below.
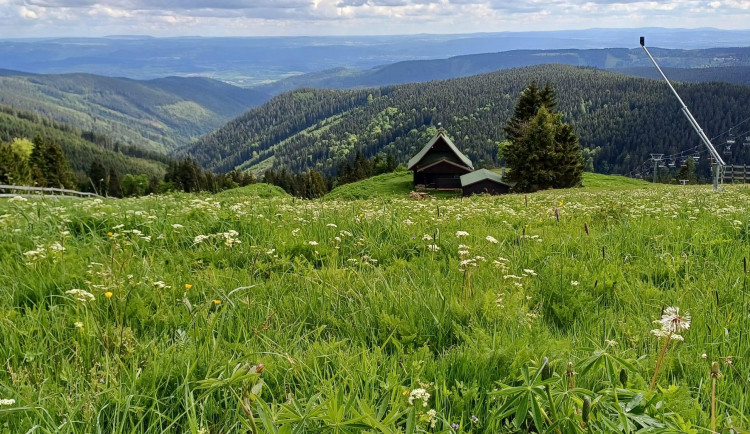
[324,171,650,200]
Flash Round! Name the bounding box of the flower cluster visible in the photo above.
[66,289,96,302]
[408,388,430,407]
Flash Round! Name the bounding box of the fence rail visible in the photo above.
[723,165,750,184]
[0,184,104,199]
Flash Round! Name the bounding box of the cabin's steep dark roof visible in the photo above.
[460,169,513,188]
[407,130,474,171]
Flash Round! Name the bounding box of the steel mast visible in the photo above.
[639,36,725,191]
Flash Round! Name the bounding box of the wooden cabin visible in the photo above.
[407,129,474,190]
[460,169,513,196]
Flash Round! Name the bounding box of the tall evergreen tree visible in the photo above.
[29,135,75,189]
[504,103,584,192]
[503,81,557,144]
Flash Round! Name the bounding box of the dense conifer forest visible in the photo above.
[0,105,167,183]
[186,65,750,178]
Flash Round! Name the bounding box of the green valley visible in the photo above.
[0,72,267,152]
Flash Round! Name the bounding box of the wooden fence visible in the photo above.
[0,184,104,199]
[723,165,750,184]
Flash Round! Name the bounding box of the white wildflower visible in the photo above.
[66,289,95,302]
[456,230,469,237]
[0,399,16,406]
[426,408,437,428]
[408,388,430,407]
[485,235,498,244]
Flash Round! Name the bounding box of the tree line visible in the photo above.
[262,151,399,199]
[1,134,256,197]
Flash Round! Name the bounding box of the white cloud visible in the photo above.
[19,5,40,19]
[0,0,748,36]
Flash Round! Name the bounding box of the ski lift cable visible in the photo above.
[709,116,750,142]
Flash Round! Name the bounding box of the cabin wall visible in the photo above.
[462,180,511,196]
[415,172,463,189]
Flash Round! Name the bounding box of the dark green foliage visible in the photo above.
[262,168,330,199]
[262,151,399,198]
[614,66,750,86]
[163,158,256,195]
[121,174,149,197]
[88,160,108,196]
[503,81,558,144]
[29,135,75,189]
[503,100,585,192]
[108,169,122,198]
[0,105,167,183]
[186,65,750,178]
[336,151,374,185]
[675,157,698,184]
[3,134,77,189]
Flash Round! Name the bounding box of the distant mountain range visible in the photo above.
[2,28,750,84]
[0,72,266,152]
[257,47,750,94]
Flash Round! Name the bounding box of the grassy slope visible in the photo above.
[324,171,650,200]
[1,183,748,431]
[213,183,289,199]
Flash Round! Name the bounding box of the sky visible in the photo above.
[0,0,749,38]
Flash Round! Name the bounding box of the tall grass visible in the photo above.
[0,183,748,432]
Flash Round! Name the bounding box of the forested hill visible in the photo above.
[612,66,750,86]
[257,47,750,95]
[0,105,167,181]
[0,71,266,153]
[186,64,750,176]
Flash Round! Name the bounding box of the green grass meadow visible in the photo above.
[1,180,749,432]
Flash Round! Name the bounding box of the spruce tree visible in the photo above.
[503,83,584,192]
[28,135,75,189]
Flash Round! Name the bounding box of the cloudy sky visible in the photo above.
[0,0,748,37]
